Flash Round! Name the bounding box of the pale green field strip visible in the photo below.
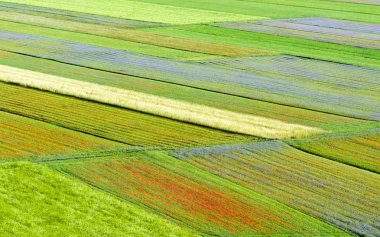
[0,1,165,28]
[0,82,252,148]
[0,162,196,237]
[0,0,265,24]
[130,0,380,24]
[140,25,380,69]
[1,50,371,134]
[172,141,380,236]
[0,110,123,160]
[0,65,325,139]
[289,128,380,174]
[0,16,272,58]
[0,20,218,61]
[331,0,380,4]
[48,151,350,236]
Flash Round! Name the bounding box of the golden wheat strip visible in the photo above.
[0,65,326,138]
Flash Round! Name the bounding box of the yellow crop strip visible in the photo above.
[0,65,326,139]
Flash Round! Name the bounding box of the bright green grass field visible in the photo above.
[140,25,380,69]
[0,0,265,24]
[0,162,196,237]
[129,0,380,24]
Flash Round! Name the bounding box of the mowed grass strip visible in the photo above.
[0,82,250,147]
[172,140,380,236]
[0,0,265,24]
[0,111,123,160]
[0,20,217,60]
[48,151,349,236]
[0,13,273,57]
[0,1,165,28]
[132,0,380,24]
[140,25,380,69]
[0,65,325,139]
[1,50,370,133]
[0,162,196,237]
[289,128,380,173]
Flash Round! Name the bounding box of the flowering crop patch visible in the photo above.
[215,18,380,49]
[290,128,380,173]
[172,141,380,236]
[0,110,121,160]
[2,31,379,120]
[50,151,349,236]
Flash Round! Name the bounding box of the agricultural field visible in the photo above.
[0,0,379,236]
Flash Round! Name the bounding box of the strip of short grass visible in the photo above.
[172,140,380,236]
[140,25,380,69]
[0,50,370,133]
[0,0,265,24]
[129,0,380,24]
[0,161,196,236]
[48,151,350,236]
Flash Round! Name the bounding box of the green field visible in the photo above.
[0,0,379,236]
[0,162,196,236]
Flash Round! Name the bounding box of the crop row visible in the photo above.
[0,82,250,148]
[2,31,379,120]
[0,65,326,139]
[49,151,349,236]
[140,24,380,69]
[1,50,367,133]
[289,128,380,173]
[0,110,121,160]
[0,162,194,236]
[172,140,380,236]
[0,13,269,57]
[215,18,380,49]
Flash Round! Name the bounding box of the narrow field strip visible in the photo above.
[0,15,272,58]
[331,0,380,5]
[48,151,349,236]
[289,128,380,173]
[0,1,165,28]
[0,82,251,148]
[0,65,324,139]
[214,18,380,49]
[172,141,380,236]
[0,110,122,160]
[0,162,196,236]
[140,25,380,69]
[0,0,265,24]
[0,20,219,60]
[2,50,370,133]
[2,30,379,120]
[129,0,380,24]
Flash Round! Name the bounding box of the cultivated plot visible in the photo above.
[2,31,378,120]
[49,151,349,237]
[0,82,251,147]
[214,18,380,49]
[0,162,195,237]
[172,141,380,236]
[0,110,121,160]
[1,50,370,133]
[289,128,380,173]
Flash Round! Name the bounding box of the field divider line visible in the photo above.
[0,65,326,139]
